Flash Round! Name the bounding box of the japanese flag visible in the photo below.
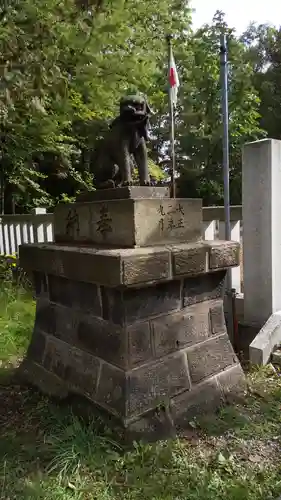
[169,50,180,107]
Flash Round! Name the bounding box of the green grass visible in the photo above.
[0,283,35,366]
[1,283,281,499]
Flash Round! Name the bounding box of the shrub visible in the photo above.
[0,253,31,289]
[0,254,15,282]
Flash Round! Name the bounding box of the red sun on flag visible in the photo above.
[169,67,177,88]
[168,51,179,106]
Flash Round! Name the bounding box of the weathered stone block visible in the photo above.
[128,321,153,367]
[171,378,222,425]
[34,299,56,334]
[127,353,190,418]
[102,280,182,325]
[122,249,171,285]
[123,280,182,323]
[216,365,247,401]
[133,198,202,247]
[48,275,102,316]
[26,329,47,365]
[20,244,123,287]
[54,198,202,247]
[186,334,237,384]
[101,287,123,323]
[151,301,211,358]
[32,297,156,369]
[42,336,100,399]
[20,359,69,399]
[210,301,226,335]
[21,245,65,277]
[33,272,48,298]
[126,406,176,442]
[183,270,225,307]
[77,316,127,369]
[54,305,80,344]
[35,302,81,346]
[96,362,126,416]
[172,242,208,277]
[208,241,240,270]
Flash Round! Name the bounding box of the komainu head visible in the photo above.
[119,94,151,120]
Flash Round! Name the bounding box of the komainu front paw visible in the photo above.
[98,180,116,189]
[122,180,133,187]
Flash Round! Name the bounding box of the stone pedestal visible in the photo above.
[19,187,245,441]
[243,139,281,327]
[54,190,202,247]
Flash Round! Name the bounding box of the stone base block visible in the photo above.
[20,197,244,442]
[20,261,246,441]
[53,197,202,247]
[21,356,246,443]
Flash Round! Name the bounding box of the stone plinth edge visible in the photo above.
[76,186,170,202]
[19,240,240,288]
[249,311,281,365]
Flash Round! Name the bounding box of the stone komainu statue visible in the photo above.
[92,94,151,188]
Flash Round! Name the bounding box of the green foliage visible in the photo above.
[241,23,281,140]
[0,253,31,289]
[0,283,35,362]
[0,0,190,211]
[174,12,265,204]
[148,158,167,181]
[0,254,19,284]
[1,287,281,500]
[1,2,277,210]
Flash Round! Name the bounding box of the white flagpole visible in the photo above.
[166,34,176,199]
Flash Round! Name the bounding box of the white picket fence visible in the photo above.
[0,205,243,294]
[0,208,54,255]
[203,206,242,295]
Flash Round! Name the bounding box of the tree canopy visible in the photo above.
[0,1,279,211]
[173,12,264,204]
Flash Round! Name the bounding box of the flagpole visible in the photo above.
[166,34,176,198]
[220,33,235,346]
[220,34,231,248]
